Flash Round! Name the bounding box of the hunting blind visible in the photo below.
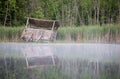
[21,18,60,42]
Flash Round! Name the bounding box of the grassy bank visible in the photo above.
[0,26,24,42]
[57,25,120,43]
[0,25,120,43]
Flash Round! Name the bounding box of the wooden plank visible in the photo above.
[52,21,55,31]
[25,18,29,28]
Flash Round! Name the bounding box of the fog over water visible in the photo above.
[0,43,120,79]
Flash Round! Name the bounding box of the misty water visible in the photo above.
[0,43,120,79]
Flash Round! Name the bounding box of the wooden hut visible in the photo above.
[21,18,60,42]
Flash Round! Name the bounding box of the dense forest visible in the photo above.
[0,0,120,26]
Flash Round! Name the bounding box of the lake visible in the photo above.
[0,43,120,79]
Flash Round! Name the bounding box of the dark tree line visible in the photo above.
[0,0,28,26]
[0,0,120,26]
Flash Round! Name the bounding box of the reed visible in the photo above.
[0,26,24,42]
[0,25,120,43]
[57,25,120,43]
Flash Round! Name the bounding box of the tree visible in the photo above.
[0,0,120,26]
[0,0,28,26]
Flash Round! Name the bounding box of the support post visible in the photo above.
[25,18,29,28]
[52,21,55,31]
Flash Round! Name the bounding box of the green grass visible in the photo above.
[0,25,120,42]
[0,26,24,42]
[57,25,120,43]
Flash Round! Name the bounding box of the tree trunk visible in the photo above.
[4,2,9,27]
[61,1,64,26]
[87,9,92,25]
[100,9,105,25]
[9,9,12,26]
[119,4,120,23]
[93,0,97,25]
[96,0,100,25]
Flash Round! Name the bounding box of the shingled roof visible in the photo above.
[28,18,60,30]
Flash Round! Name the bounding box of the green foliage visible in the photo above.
[0,0,28,26]
[30,7,44,19]
[0,0,120,26]
[9,0,16,8]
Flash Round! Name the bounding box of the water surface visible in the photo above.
[0,43,120,79]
